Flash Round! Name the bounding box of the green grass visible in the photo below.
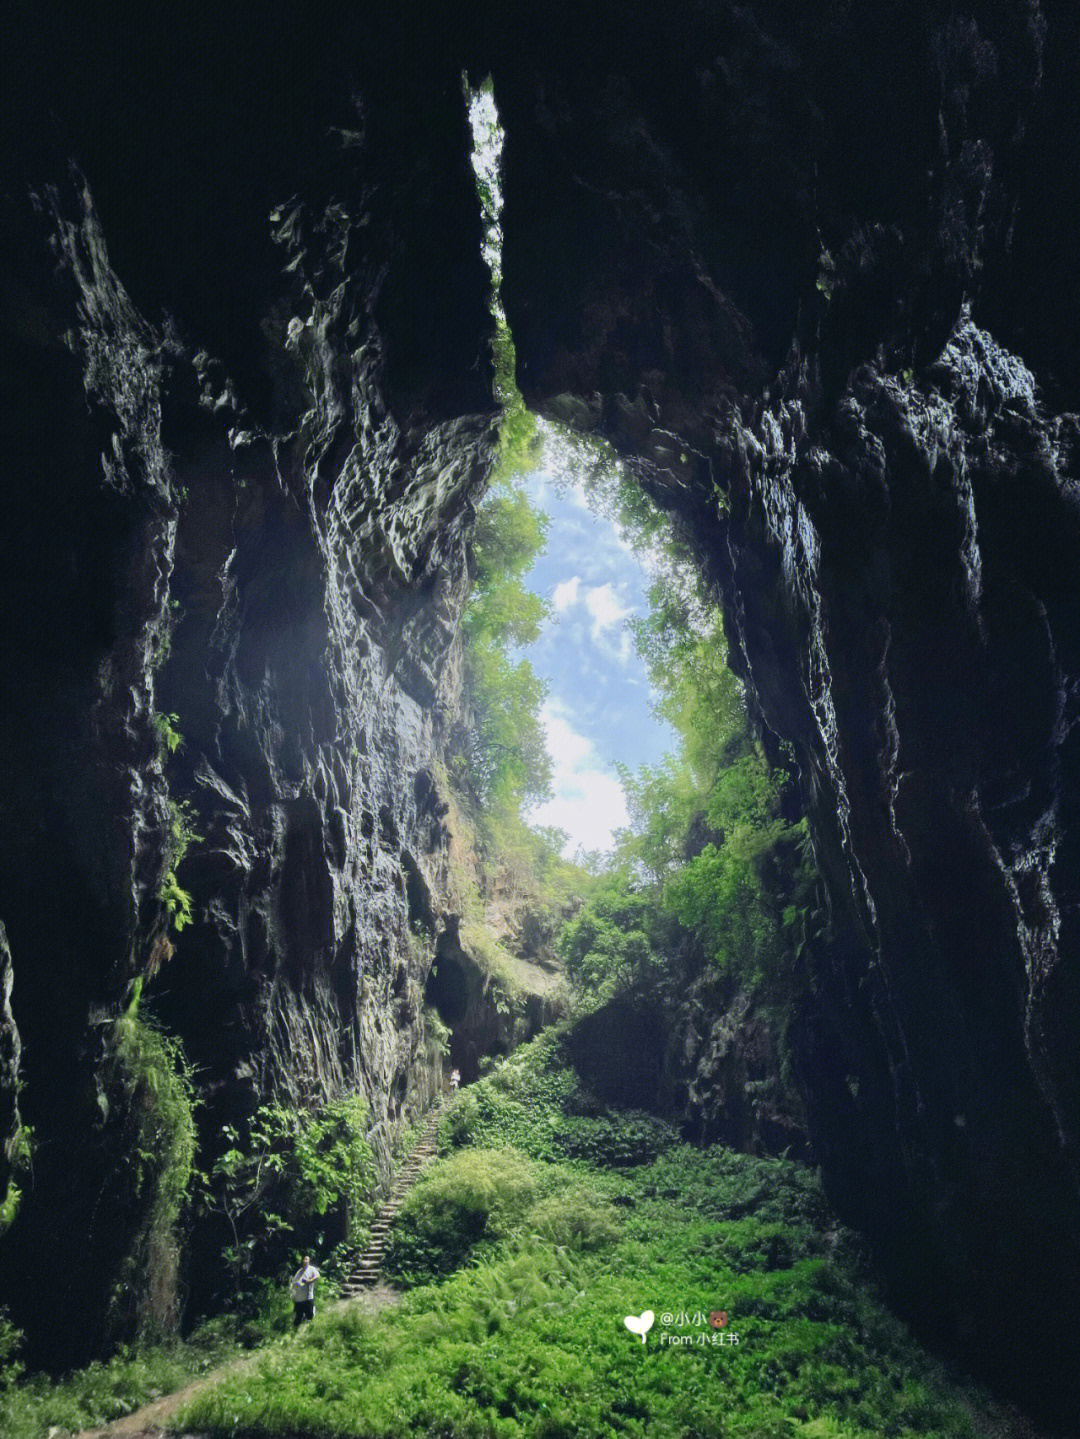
[0,1314,268,1439]
[178,1034,1013,1439]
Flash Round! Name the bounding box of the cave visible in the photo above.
[2,1,1080,1429]
[423,927,526,1085]
[566,997,667,1112]
[426,934,469,1030]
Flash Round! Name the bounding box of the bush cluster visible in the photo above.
[383,1148,622,1286]
[109,1004,198,1339]
[199,1093,377,1293]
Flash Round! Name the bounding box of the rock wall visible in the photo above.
[0,924,20,1226]
[487,1,1080,1424]
[566,981,810,1163]
[0,21,500,1360]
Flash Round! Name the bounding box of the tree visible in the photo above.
[460,476,553,813]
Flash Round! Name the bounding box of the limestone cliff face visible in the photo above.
[566,981,809,1163]
[0,924,19,1224]
[0,185,181,1354]
[0,68,498,1356]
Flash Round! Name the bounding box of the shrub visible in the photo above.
[0,1307,24,1389]
[109,1007,197,1339]
[383,1148,545,1283]
[199,1094,377,1289]
[524,1187,622,1251]
[159,798,202,932]
[152,710,183,756]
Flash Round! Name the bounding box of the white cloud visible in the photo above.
[552,576,581,612]
[529,700,629,855]
[541,703,591,768]
[584,584,631,638]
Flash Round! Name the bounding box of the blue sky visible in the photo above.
[516,464,677,858]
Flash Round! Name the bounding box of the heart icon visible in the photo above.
[624,1310,655,1344]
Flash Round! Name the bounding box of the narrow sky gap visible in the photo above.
[520,470,679,857]
[467,85,676,858]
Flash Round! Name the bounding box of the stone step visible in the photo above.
[340,1104,446,1304]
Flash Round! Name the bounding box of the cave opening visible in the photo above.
[1,11,1078,1433]
[425,933,469,1029]
[464,82,680,862]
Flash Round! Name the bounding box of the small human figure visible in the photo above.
[290,1254,321,1326]
[449,1068,461,1092]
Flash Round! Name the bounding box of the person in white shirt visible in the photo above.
[290,1254,321,1326]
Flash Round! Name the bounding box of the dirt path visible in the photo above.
[76,1283,401,1439]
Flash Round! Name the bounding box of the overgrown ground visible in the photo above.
[178,1030,1024,1439]
[0,1306,285,1439]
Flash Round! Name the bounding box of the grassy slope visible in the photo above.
[181,1029,1020,1439]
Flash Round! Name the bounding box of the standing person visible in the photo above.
[449,1068,460,1093]
[290,1254,320,1326]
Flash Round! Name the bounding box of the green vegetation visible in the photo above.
[432,769,567,1010]
[0,1313,282,1439]
[0,1122,32,1235]
[460,477,552,815]
[180,1032,1010,1439]
[437,1028,679,1169]
[198,1095,377,1292]
[159,796,201,931]
[422,1003,453,1058]
[0,1304,24,1388]
[0,1084,379,1436]
[543,429,819,1013]
[109,1006,198,1339]
[384,1147,546,1282]
[150,701,201,932]
[424,62,574,978]
[153,709,183,756]
[0,1181,18,1232]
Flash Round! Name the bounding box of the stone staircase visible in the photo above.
[340,1101,444,1296]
